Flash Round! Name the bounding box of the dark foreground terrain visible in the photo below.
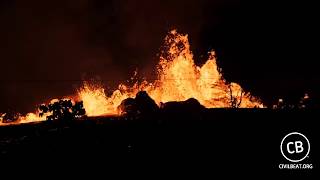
[0,109,318,177]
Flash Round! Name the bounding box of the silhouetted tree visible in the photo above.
[39,99,86,122]
[228,85,244,108]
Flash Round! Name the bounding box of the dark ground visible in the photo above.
[0,109,318,177]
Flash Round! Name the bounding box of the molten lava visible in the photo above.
[0,30,263,125]
[78,30,263,117]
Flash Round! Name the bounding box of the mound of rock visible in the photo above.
[118,91,159,117]
[118,91,206,118]
[160,98,205,114]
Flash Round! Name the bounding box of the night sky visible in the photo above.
[0,0,319,112]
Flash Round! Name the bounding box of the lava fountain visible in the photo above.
[0,30,264,125]
[78,30,264,117]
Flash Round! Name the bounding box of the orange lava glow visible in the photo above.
[0,30,263,126]
[78,30,263,117]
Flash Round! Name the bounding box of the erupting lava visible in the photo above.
[0,30,263,125]
[78,30,263,116]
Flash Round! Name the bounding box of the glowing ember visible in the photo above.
[0,30,264,126]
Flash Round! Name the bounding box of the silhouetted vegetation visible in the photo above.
[39,99,86,122]
[228,85,244,108]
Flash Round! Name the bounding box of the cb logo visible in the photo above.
[280,132,310,163]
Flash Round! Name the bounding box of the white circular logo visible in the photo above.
[280,132,310,163]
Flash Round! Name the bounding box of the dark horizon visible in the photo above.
[0,0,319,113]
